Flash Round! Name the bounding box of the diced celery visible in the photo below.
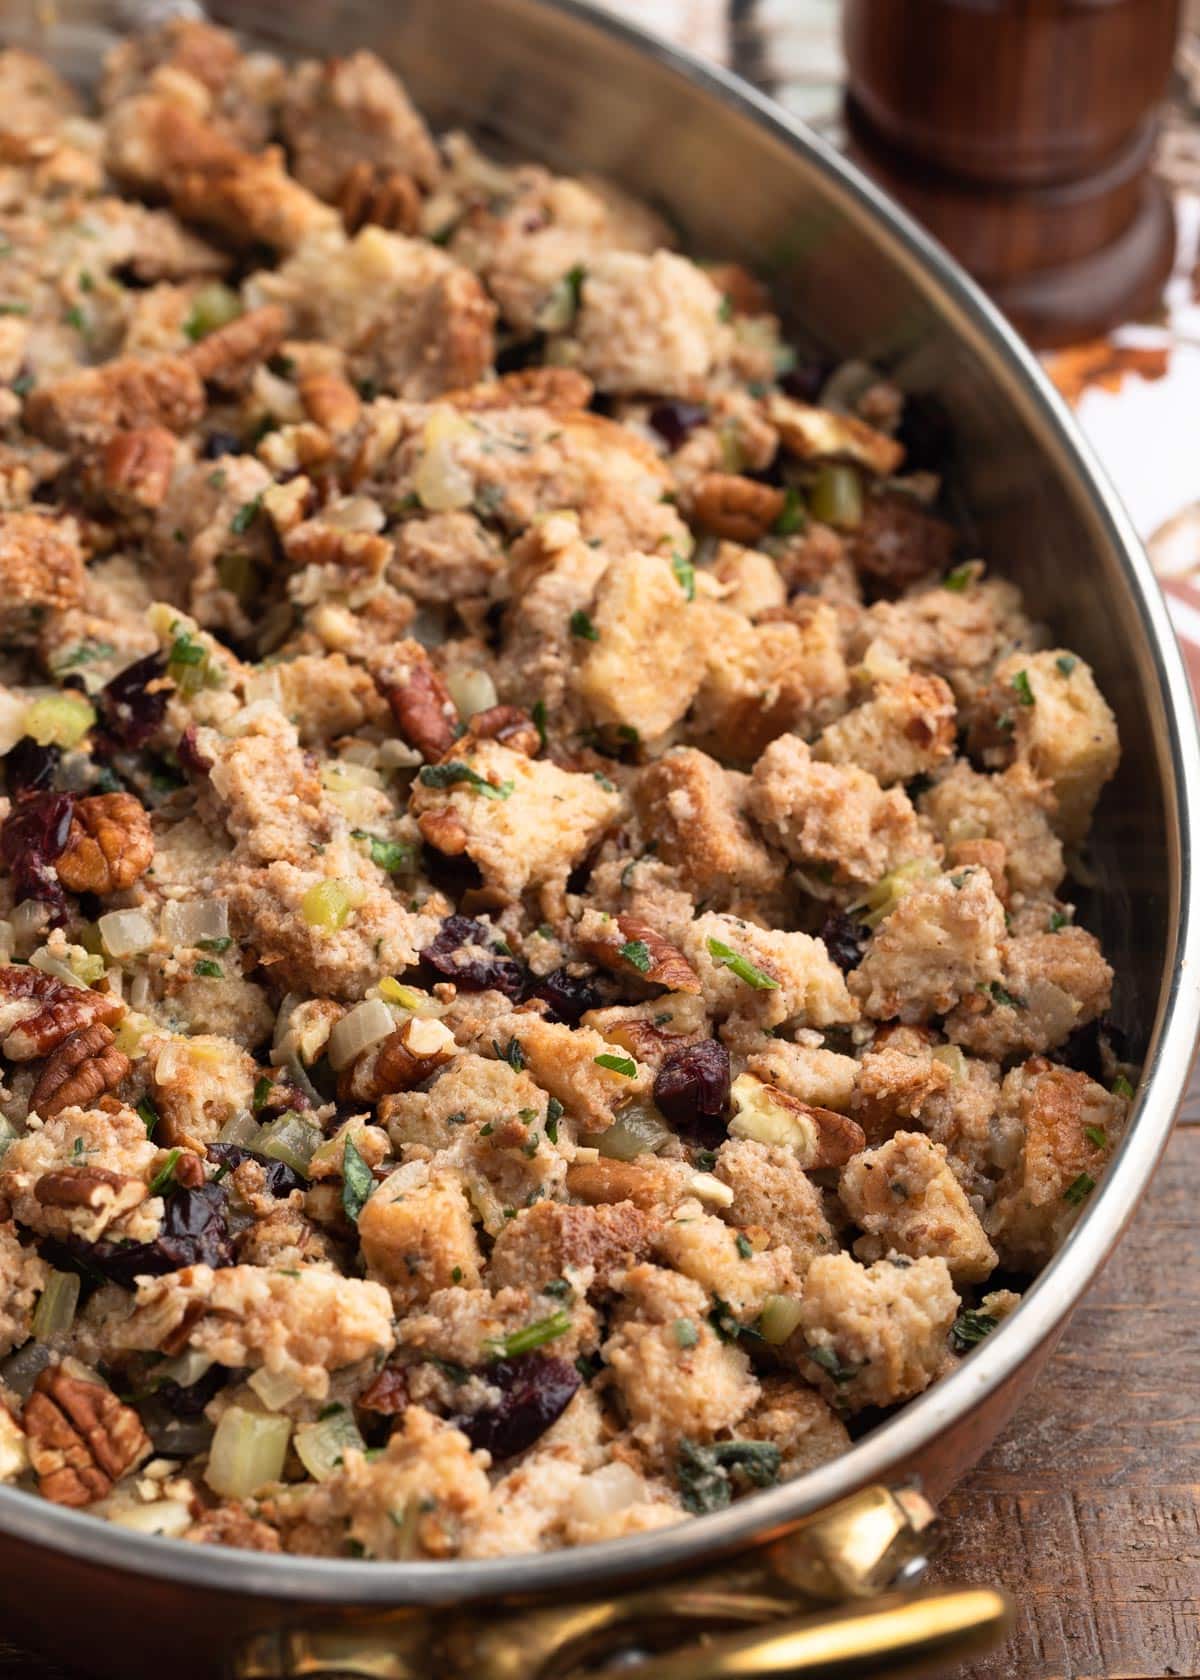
[204,1408,291,1499]
[809,463,864,529]
[759,1293,804,1346]
[22,692,95,749]
[294,1405,365,1482]
[183,283,242,342]
[301,879,356,931]
[596,1103,671,1161]
[32,1270,80,1342]
[931,1044,967,1084]
[256,1111,322,1176]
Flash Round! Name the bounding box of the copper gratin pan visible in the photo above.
[0,2,1198,1677]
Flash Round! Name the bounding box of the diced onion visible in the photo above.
[328,997,396,1071]
[446,667,498,720]
[161,900,229,948]
[414,409,475,511]
[248,1366,305,1411]
[321,760,383,793]
[32,1270,80,1343]
[0,922,14,964]
[10,899,49,946]
[931,1044,966,1084]
[294,1406,365,1482]
[596,1103,672,1162]
[256,1111,322,1176]
[153,1350,214,1390]
[204,1408,291,1499]
[184,282,241,341]
[109,1500,192,1537]
[114,1011,156,1056]
[98,908,158,959]
[323,495,385,534]
[759,1293,805,1346]
[217,1111,265,1149]
[569,1461,644,1526]
[28,949,87,989]
[0,1115,17,1162]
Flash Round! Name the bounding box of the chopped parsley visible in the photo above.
[949,1309,999,1352]
[544,1096,563,1144]
[196,936,232,953]
[341,1133,375,1224]
[806,1343,861,1385]
[618,938,653,974]
[942,563,972,592]
[488,1309,571,1359]
[192,958,223,978]
[594,1052,637,1078]
[230,495,263,535]
[1063,1172,1096,1206]
[1056,654,1078,677]
[417,761,513,800]
[252,1076,273,1114]
[569,608,599,641]
[1046,910,1068,932]
[772,485,806,536]
[735,1233,754,1260]
[494,1036,525,1072]
[671,551,696,600]
[705,936,780,990]
[1011,669,1035,707]
[1084,1125,1109,1149]
[1111,1073,1134,1101]
[55,641,116,670]
[136,1098,159,1138]
[676,1437,780,1514]
[63,305,87,333]
[983,980,1023,1010]
[0,301,30,317]
[148,1148,183,1197]
[532,698,548,751]
[351,829,414,873]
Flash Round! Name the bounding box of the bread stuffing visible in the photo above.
[0,18,1131,1558]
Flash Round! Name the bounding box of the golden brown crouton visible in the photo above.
[488,1198,654,1294]
[654,1207,796,1322]
[559,251,732,398]
[986,1059,1126,1268]
[920,760,1064,898]
[487,1010,651,1134]
[358,1159,483,1311]
[0,512,86,641]
[575,551,706,741]
[0,1219,48,1359]
[850,868,1007,1023]
[990,650,1120,846]
[279,50,440,207]
[945,923,1112,1059]
[0,1105,160,1246]
[634,748,785,912]
[737,1376,850,1478]
[149,1034,259,1150]
[795,1252,958,1411]
[851,1027,953,1146]
[683,911,859,1043]
[839,1131,997,1283]
[816,670,956,786]
[749,734,937,887]
[25,355,206,450]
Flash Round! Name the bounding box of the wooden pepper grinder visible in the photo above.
[842,0,1181,346]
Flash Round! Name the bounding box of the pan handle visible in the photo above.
[234,1484,1012,1680]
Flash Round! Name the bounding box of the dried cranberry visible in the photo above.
[201,429,242,460]
[5,737,61,797]
[648,400,708,451]
[155,1362,228,1416]
[654,1040,731,1147]
[780,357,833,403]
[96,652,170,750]
[177,724,213,776]
[819,910,871,974]
[453,1353,580,1460]
[66,1182,235,1289]
[207,1142,305,1199]
[419,915,525,999]
[530,966,603,1025]
[0,790,74,911]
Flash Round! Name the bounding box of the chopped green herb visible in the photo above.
[735,1233,754,1260]
[55,641,116,671]
[351,829,414,873]
[78,270,94,293]
[1056,654,1078,677]
[169,630,206,668]
[705,936,780,990]
[532,698,548,751]
[1084,1125,1109,1149]
[341,1134,375,1224]
[1063,1172,1096,1206]
[545,1096,563,1145]
[676,1437,781,1515]
[494,1036,525,1072]
[618,938,653,974]
[594,1052,637,1078]
[708,1296,741,1344]
[593,771,617,792]
[252,1076,272,1114]
[11,373,33,396]
[949,1309,999,1352]
[1046,910,1068,932]
[772,485,806,536]
[674,1318,699,1349]
[984,980,1023,1010]
[942,563,972,592]
[671,551,696,600]
[569,608,599,641]
[417,761,513,800]
[0,302,30,317]
[148,1149,183,1197]
[230,495,263,535]
[717,294,734,323]
[197,937,232,954]
[136,1098,159,1138]
[430,1356,470,1384]
[451,1266,463,1283]
[695,1149,717,1172]
[806,1343,861,1385]
[1011,669,1035,707]
[488,1309,572,1359]
[192,958,223,978]
[1111,1073,1135,1101]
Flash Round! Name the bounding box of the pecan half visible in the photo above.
[94,426,176,510]
[444,366,594,413]
[371,640,459,761]
[185,303,288,392]
[0,966,123,1061]
[692,472,786,544]
[338,1015,456,1103]
[56,792,154,895]
[29,1021,130,1118]
[25,1363,151,1507]
[339,161,421,234]
[457,704,540,758]
[582,913,701,995]
[35,1166,146,1227]
[298,371,362,434]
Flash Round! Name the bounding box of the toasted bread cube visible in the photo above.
[358,1159,483,1311]
[992,650,1119,845]
[839,1131,997,1283]
[795,1252,958,1411]
[575,552,706,740]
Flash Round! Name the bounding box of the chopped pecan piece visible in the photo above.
[358,1363,410,1416]
[29,1021,130,1118]
[582,913,701,994]
[186,304,289,392]
[692,472,786,544]
[339,161,421,234]
[298,371,362,433]
[458,704,540,757]
[416,808,469,856]
[730,1074,865,1169]
[338,1015,456,1103]
[94,426,176,510]
[370,640,459,762]
[25,1363,151,1507]
[35,1165,147,1226]
[284,522,390,581]
[24,353,206,450]
[0,966,123,1061]
[443,366,594,412]
[56,793,154,895]
[705,262,773,318]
